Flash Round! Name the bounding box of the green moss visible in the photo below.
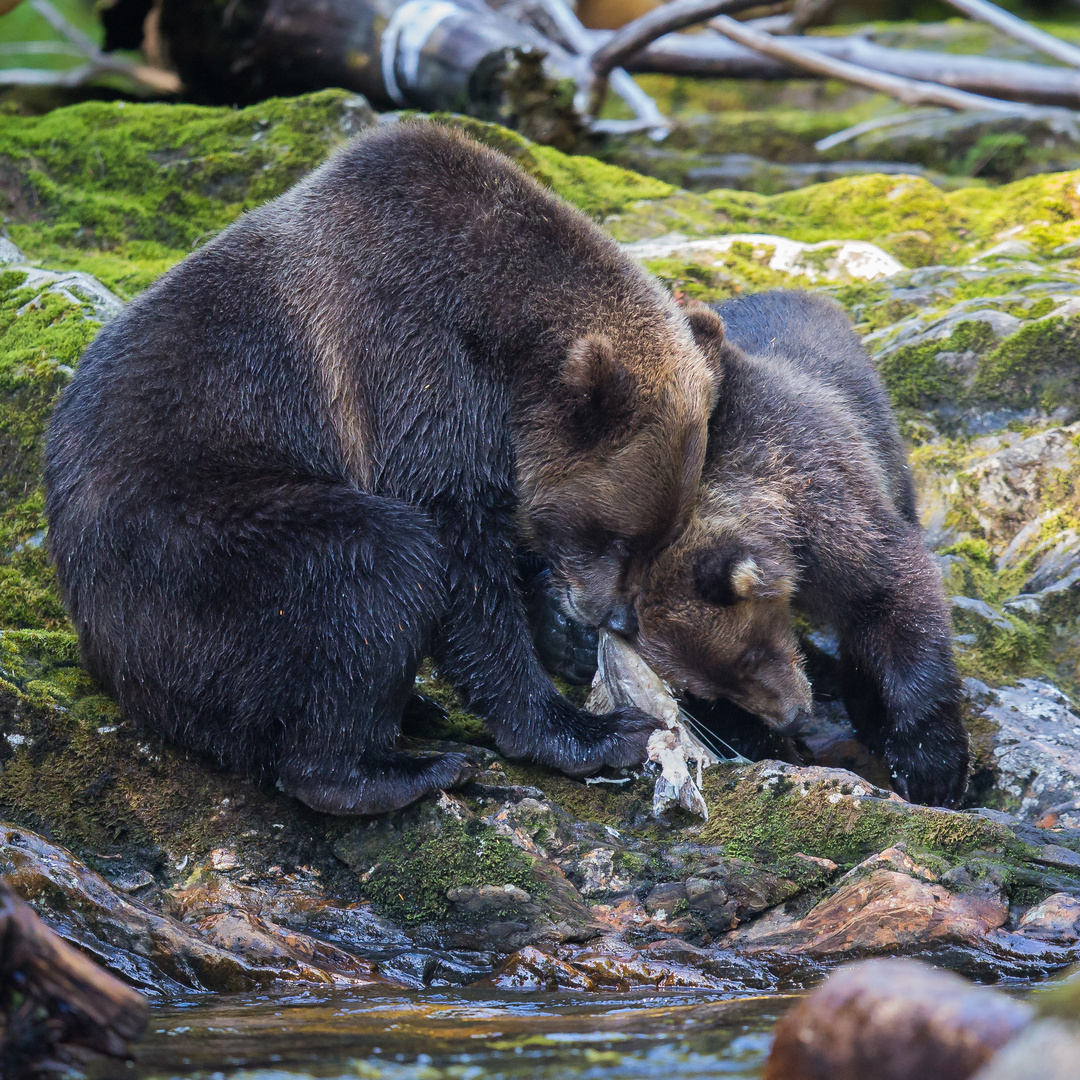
[361,818,537,925]
[877,321,995,411]
[699,765,1017,867]
[406,663,495,748]
[0,91,374,295]
[974,315,1080,413]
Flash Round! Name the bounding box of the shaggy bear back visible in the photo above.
[45,122,716,815]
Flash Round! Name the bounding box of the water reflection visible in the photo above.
[96,988,790,1080]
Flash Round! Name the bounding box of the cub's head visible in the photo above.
[517,307,724,632]
[633,517,813,729]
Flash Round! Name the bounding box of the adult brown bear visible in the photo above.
[44,122,719,816]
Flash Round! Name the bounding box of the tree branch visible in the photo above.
[616,30,1080,108]
[938,0,1080,70]
[708,14,1077,118]
[24,0,179,94]
[589,0,764,81]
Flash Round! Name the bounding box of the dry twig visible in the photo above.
[620,30,1080,108]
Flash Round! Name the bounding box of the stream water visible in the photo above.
[88,988,789,1080]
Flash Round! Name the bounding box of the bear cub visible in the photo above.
[633,289,971,808]
[44,122,720,816]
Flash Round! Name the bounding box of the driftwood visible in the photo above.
[939,0,1080,69]
[588,0,763,116]
[7,0,1080,144]
[0,880,148,1075]
[493,0,669,135]
[624,32,1080,109]
[707,15,1074,119]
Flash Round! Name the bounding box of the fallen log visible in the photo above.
[0,880,148,1075]
[589,0,762,80]
[159,0,580,110]
[493,0,669,136]
[622,32,1080,109]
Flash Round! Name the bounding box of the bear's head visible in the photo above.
[632,514,813,730]
[516,307,723,633]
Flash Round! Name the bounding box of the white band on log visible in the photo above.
[381,0,461,106]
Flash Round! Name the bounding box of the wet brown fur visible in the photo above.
[44,122,717,816]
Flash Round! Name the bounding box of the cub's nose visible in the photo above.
[604,605,639,636]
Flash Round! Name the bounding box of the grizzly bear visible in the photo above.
[632,289,970,807]
[44,122,719,816]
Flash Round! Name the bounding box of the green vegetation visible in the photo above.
[699,764,1021,867]
[362,819,538,925]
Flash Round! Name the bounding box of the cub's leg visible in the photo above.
[73,478,470,815]
[432,507,654,775]
[826,534,970,807]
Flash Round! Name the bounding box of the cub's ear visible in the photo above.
[684,304,726,384]
[561,334,638,441]
[693,544,791,606]
[685,305,725,350]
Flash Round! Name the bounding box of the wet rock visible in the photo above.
[481,944,599,990]
[446,883,533,911]
[196,908,383,987]
[971,1021,1080,1080]
[765,958,1033,1080]
[963,678,1080,823]
[483,937,783,992]
[730,868,1007,957]
[0,823,394,993]
[1015,894,1080,945]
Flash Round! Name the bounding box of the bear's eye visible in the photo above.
[739,648,763,672]
[604,538,630,560]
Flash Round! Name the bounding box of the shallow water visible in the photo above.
[92,988,790,1080]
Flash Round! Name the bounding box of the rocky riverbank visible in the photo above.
[3,91,1080,1000]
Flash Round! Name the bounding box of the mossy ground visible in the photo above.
[698,765,1023,868]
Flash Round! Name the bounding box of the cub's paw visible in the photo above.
[885,729,970,809]
[523,564,599,686]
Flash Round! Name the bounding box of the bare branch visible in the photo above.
[21,0,180,93]
[708,14,1078,118]
[589,0,765,80]
[619,31,1080,108]
[523,0,669,135]
[814,108,950,151]
[938,0,1080,70]
[28,0,99,55]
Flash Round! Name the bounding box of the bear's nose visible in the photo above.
[604,605,639,636]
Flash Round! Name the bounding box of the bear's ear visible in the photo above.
[686,305,725,350]
[693,544,791,606]
[561,334,638,441]
[684,304,725,384]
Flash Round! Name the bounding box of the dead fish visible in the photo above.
[584,630,721,821]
